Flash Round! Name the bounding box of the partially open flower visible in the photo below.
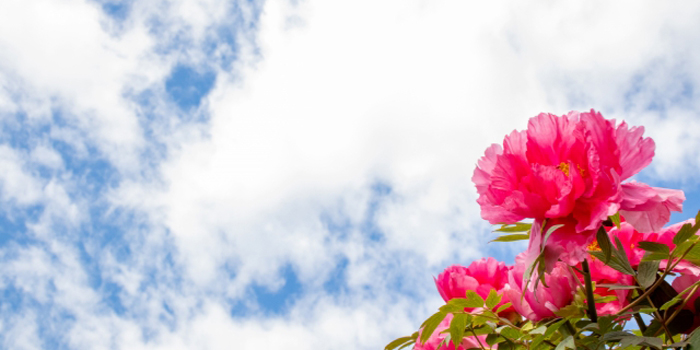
[504,254,578,322]
[435,258,512,314]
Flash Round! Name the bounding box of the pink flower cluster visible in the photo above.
[418,110,700,347]
[473,110,684,268]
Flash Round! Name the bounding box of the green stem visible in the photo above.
[633,313,647,333]
[470,328,487,350]
[645,295,674,343]
[582,258,598,323]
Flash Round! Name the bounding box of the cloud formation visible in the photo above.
[2,0,700,349]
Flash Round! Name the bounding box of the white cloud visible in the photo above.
[4,0,700,349]
[0,145,45,205]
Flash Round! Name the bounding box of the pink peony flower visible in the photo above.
[415,313,496,350]
[474,110,683,268]
[504,254,578,322]
[435,258,513,314]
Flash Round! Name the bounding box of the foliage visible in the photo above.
[385,111,700,350]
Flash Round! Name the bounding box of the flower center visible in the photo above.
[588,240,600,252]
[556,162,570,176]
[556,162,586,177]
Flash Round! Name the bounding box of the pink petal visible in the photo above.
[616,121,655,180]
[619,181,685,233]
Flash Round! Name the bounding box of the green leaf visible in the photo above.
[530,335,545,350]
[638,241,670,255]
[495,302,512,314]
[673,223,695,245]
[660,296,683,311]
[397,341,416,350]
[494,222,532,233]
[602,331,635,340]
[491,233,529,243]
[589,251,634,275]
[640,337,664,349]
[439,304,465,313]
[498,326,522,340]
[485,289,501,310]
[687,327,700,349]
[485,333,505,346]
[385,336,414,350]
[637,260,660,289]
[438,334,451,350]
[685,245,700,260]
[419,311,447,344]
[595,283,639,290]
[470,325,495,336]
[465,290,485,308]
[536,254,548,288]
[594,295,618,303]
[618,335,663,349]
[641,251,668,262]
[522,252,542,289]
[553,303,584,318]
[471,315,488,327]
[643,320,662,337]
[609,212,621,230]
[542,224,565,252]
[638,307,658,314]
[596,226,613,264]
[667,340,690,349]
[613,236,636,275]
[554,336,575,350]
[447,296,483,309]
[544,319,566,338]
[618,336,644,348]
[449,313,468,348]
[529,325,547,335]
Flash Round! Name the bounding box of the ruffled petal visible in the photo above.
[619,181,685,233]
[616,121,655,180]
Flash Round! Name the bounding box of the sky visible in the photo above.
[2,0,700,349]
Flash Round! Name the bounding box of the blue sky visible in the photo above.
[2,0,700,349]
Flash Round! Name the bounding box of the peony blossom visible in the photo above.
[504,254,578,322]
[435,258,513,314]
[473,110,683,269]
[415,313,496,350]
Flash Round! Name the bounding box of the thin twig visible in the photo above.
[645,295,674,343]
[470,328,487,350]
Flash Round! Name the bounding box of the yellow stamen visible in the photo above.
[557,162,570,176]
[588,240,601,252]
